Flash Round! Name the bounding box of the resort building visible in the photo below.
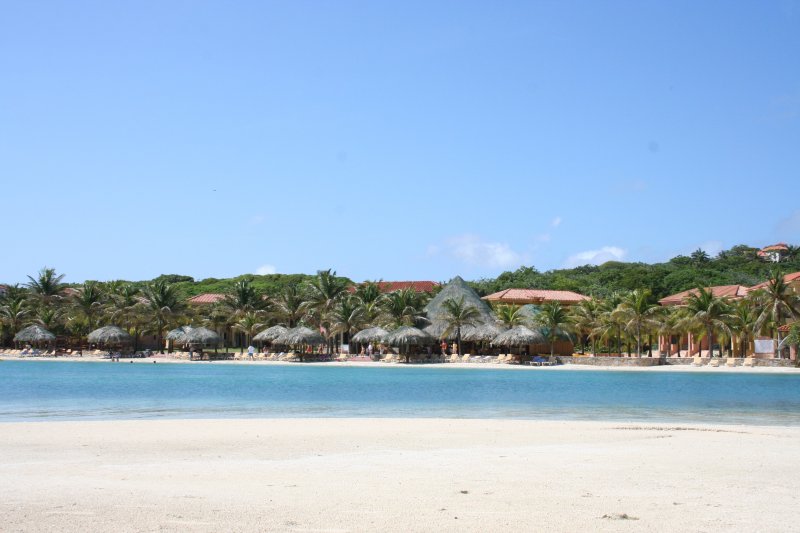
[757,242,790,262]
[749,271,800,293]
[348,281,440,293]
[657,285,750,357]
[187,293,226,305]
[482,288,589,306]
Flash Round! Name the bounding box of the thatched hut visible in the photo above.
[424,276,494,324]
[462,323,506,343]
[274,326,325,361]
[253,325,289,344]
[491,326,547,359]
[384,326,435,363]
[14,325,56,346]
[351,327,388,344]
[87,325,132,346]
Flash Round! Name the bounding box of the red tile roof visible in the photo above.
[482,288,589,305]
[349,281,440,293]
[779,322,797,333]
[658,285,750,306]
[187,293,226,304]
[749,271,800,291]
[757,242,789,256]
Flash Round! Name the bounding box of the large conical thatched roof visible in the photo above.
[87,325,132,345]
[424,276,494,324]
[462,322,506,342]
[14,325,56,343]
[275,326,325,346]
[253,325,289,342]
[183,327,221,345]
[491,326,547,346]
[351,327,388,344]
[384,326,435,346]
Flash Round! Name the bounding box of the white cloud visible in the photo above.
[551,216,562,228]
[255,264,277,275]
[249,214,265,225]
[536,233,552,243]
[442,234,524,269]
[564,246,627,268]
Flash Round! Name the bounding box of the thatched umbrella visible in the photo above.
[183,327,220,345]
[14,325,56,345]
[87,325,132,346]
[253,325,289,343]
[166,325,193,342]
[462,323,506,342]
[274,326,325,362]
[350,327,388,344]
[423,320,451,339]
[384,326,435,363]
[491,326,546,361]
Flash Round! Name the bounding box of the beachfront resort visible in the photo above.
[2,256,799,367]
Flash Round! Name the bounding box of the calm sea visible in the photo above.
[2,360,800,425]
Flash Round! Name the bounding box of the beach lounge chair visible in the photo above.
[743,357,754,367]
[708,358,720,367]
[692,356,703,366]
[726,357,737,367]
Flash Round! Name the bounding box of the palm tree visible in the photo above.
[354,282,386,325]
[274,285,306,327]
[494,304,525,329]
[142,279,185,353]
[383,288,426,327]
[329,297,367,350]
[224,278,264,317]
[71,281,105,329]
[601,292,625,355]
[724,299,759,357]
[534,302,572,357]
[26,267,65,307]
[107,283,147,350]
[0,296,29,342]
[34,306,63,332]
[683,288,730,358]
[570,299,602,356]
[751,271,800,357]
[616,289,660,357]
[234,311,265,350]
[657,306,686,357]
[438,296,482,356]
[303,269,350,353]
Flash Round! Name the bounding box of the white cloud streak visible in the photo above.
[564,246,627,268]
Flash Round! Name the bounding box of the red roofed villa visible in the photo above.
[187,293,226,305]
[348,281,440,294]
[757,242,789,262]
[658,285,750,306]
[482,288,589,306]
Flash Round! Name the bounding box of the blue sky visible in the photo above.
[2,1,799,285]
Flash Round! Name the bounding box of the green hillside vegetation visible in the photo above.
[468,245,800,299]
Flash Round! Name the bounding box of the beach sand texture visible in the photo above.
[2,419,799,532]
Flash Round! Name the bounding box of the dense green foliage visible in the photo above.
[469,244,800,299]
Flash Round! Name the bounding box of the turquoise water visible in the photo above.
[2,360,800,425]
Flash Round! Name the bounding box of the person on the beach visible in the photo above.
[441,341,448,356]
[367,343,373,357]
[247,345,255,360]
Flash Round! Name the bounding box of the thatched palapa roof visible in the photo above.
[462,322,506,342]
[87,325,132,345]
[183,327,221,345]
[491,326,547,346]
[384,326,435,346]
[351,327,388,344]
[253,325,289,342]
[166,326,193,342]
[14,325,56,343]
[425,276,494,324]
[275,326,325,346]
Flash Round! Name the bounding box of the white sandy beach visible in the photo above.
[2,418,799,532]
[3,353,800,374]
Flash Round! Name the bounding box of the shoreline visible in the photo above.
[2,417,798,532]
[3,354,799,373]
